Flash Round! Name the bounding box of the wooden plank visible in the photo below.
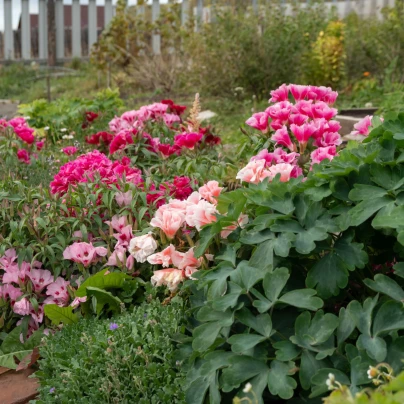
[39,0,48,60]
[4,0,14,60]
[21,0,31,60]
[88,0,97,51]
[72,0,81,58]
[56,0,65,59]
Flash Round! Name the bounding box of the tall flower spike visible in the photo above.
[187,93,201,133]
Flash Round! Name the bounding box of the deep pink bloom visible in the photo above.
[266,101,292,122]
[289,114,309,126]
[269,84,289,102]
[272,126,296,152]
[85,131,114,146]
[36,141,45,151]
[311,146,337,165]
[311,102,337,120]
[289,84,310,101]
[161,99,187,116]
[62,146,79,156]
[245,112,270,133]
[109,130,135,154]
[290,123,317,146]
[163,113,181,128]
[314,132,342,148]
[158,143,180,158]
[8,117,35,144]
[174,132,203,149]
[17,149,30,164]
[85,111,99,122]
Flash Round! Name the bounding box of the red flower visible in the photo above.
[17,149,30,164]
[174,132,203,150]
[161,99,187,116]
[85,131,114,146]
[109,131,134,154]
[85,111,99,122]
[158,143,180,157]
[36,141,45,151]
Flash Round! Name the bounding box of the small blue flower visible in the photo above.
[49,387,55,394]
[143,313,147,318]
[109,323,118,331]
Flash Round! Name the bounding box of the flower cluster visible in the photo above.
[50,150,142,195]
[0,248,72,337]
[240,84,342,184]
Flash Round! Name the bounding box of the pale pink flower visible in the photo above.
[185,200,218,231]
[311,146,337,165]
[70,296,87,309]
[45,277,70,306]
[245,112,270,133]
[272,126,296,152]
[351,115,372,137]
[221,214,249,238]
[147,245,176,267]
[268,163,295,182]
[63,242,107,267]
[13,297,32,316]
[114,225,134,248]
[0,284,23,301]
[0,248,17,269]
[105,215,128,233]
[150,209,185,239]
[236,159,271,184]
[28,268,53,292]
[184,266,199,279]
[3,262,30,284]
[128,233,157,263]
[115,190,132,207]
[163,113,181,128]
[151,268,185,292]
[106,246,134,270]
[171,248,201,270]
[198,181,223,204]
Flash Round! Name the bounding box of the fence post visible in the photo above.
[181,0,190,26]
[88,0,97,53]
[39,0,48,60]
[21,0,31,60]
[48,0,57,66]
[252,0,258,13]
[4,0,14,60]
[105,0,114,26]
[196,0,204,31]
[56,0,65,60]
[152,0,161,55]
[72,0,81,58]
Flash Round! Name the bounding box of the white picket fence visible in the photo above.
[0,0,396,62]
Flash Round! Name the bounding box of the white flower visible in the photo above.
[62,134,74,140]
[44,126,50,131]
[60,128,67,132]
[128,233,157,263]
[24,116,30,120]
[367,366,378,379]
[326,373,335,390]
[242,382,252,393]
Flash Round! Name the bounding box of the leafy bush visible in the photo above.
[180,112,404,402]
[35,298,186,403]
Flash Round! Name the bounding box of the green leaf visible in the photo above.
[273,233,295,257]
[236,309,272,338]
[348,296,378,336]
[0,349,36,369]
[373,300,404,337]
[294,227,328,255]
[274,341,300,361]
[76,269,128,297]
[348,196,392,226]
[205,265,234,301]
[300,350,328,390]
[357,334,387,362]
[44,305,78,325]
[194,222,222,257]
[309,368,350,398]
[263,267,289,302]
[348,184,387,201]
[363,274,404,301]
[334,232,368,270]
[249,239,273,271]
[192,321,224,352]
[372,204,404,229]
[306,253,348,299]
[212,282,243,311]
[228,334,267,354]
[337,307,356,345]
[387,337,404,374]
[86,287,122,314]
[216,245,237,267]
[267,360,297,400]
[279,289,323,311]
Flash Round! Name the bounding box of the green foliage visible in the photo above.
[181,112,404,402]
[35,299,187,403]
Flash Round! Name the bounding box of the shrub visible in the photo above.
[180,111,404,402]
[35,298,187,403]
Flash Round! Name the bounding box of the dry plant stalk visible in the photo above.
[186,93,201,132]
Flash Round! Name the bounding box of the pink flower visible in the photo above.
[115,190,132,207]
[70,296,87,309]
[236,159,271,184]
[271,148,299,165]
[171,248,201,270]
[150,209,185,239]
[163,113,181,128]
[0,248,17,269]
[269,84,289,102]
[8,117,35,144]
[351,115,372,137]
[245,112,270,133]
[106,246,134,270]
[158,143,180,158]
[45,277,70,306]
[151,268,185,292]
[128,233,157,263]
[268,163,295,182]
[314,132,342,148]
[311,146,337,165]
[198,181,223,204]
[185,200,218,231]
[63,242,107,267]
[62,146,78,156]
[311,102,337,120]
[174,132,203,149]
[147,245,176,267]
[36,140,45,151]
[161,99,187,116]
[17,149,30,164]
[3,262,30,284]
[28,268,53,292]
[289,84,310,101]
[266,101,292,122]
[290,123,317,149]
[0,284,23,302]
[109,130,134,154]
[272,126,296,152]
[221,214,249,238]
[105,215,128,233]
[289,113,309,126]
[13,297,32,316]
[114,225,134,248]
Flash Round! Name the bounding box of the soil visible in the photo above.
[0,367,38,404]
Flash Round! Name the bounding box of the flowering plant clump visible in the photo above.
[240,84,341,184]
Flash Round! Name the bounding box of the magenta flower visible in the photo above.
[62,146,79,156]
[290,123,317,150]
[269,84,289,103]
[272,126,296,152]
[311,146,337,165]
[245,112,270,133]
[289,84,310,101]
[351,115,372,137]
[174,132,203,149]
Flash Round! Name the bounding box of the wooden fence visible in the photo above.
[0,0,397,63]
